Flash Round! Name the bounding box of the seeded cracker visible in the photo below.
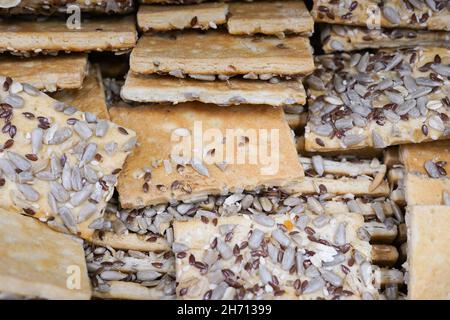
[173,213,379,300]
[399,140,450,176]
[0,16,137,55]
[130,31,314,77]
[322,25,450,53]
[0,77,136,241]
[0,208,90,299]
[137,3,228,32]
[0,54,88,92]
[304,47,450,152]
[312,0,450,31]
[121,72,307,107]
[0,0,135,15]
[406,205,450,299]
[51,64,110,120]
[227,1,314,36]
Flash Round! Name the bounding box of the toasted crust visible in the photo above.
[51,64,109,120]
[121,72,306,106]
[322,25,450,53]
[110,103,304,209]
[137,3,228,32]
[0,16,137,54]
[0,54,88,92]
[312,0,450,31]
[227,1,313,36]
[130,31,314,76]
[0,208,90,299]
[406,205,450,299]
[399,140,450,175]
[404,173,450,205]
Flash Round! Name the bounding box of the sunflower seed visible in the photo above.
[311,155,324,176]
[383,6,401,24]
[330,40,344,51]
[31,128,43,154]
[424,160,440,178]
[74,121,93,140]
[281,247,295,271]
[407,87,432,100]
[122,137,136,152]
[356,52,369,73]
[18,171,33,184]
[71,166,83,191]
[312,123,333,137]
[224,193,245,206]
[342,134,365,147]
[302,277,325,294]
[78,202,97,223]
[17,184,40,202]
[63,106,77,115]
[428,115,445,132]
[334,223,346,246]
[384,53,403,71]
[137,270,162,281]
[415,77,441,87]
[172,242,189,253]
[58,206,77,232]
[307,197,324,214]
[47,192,58,215]
[431,64,450,77]
[295,215,309,229]
[426,100,443,110]
[259,264,272,284]
[0,158,17,180]
[360,261,373,286]
[4,94,24,108]
[7,151,31,171]
[259,197,272,212]
[272,229,290,247]
[70,185,93,206]
[372,130,385,148]
[104,142,118,156]
[443,191,450,205]
[357,227,371,241]
[80,143,97,167]
[100,271,127,281]
[50,181,70,203]
[216,239,233,260]
[372,202,386,222]
[50,154,62,176]
[283,196,301,207]
[95,120,109,137]
[48,127,73,145]
[248,228,265,249]
[241,194,254,209]
[396,100,416,115]
[324,95,343,105]
[321,270,343,287]
[211,283,228,300]
[23,83,40,96]
[313,214,329,228]
[384,90,404,104]
[306,75,325,90]
[191,157,209,177]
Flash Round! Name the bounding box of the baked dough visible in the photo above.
[130,31,314,77]
[0,208,90,299]
[110,103,303,209]
[0,54,88,92]
[404,173,450,205]
[121,72,306,106]
[406,205,450,299]
[399,140,450,176]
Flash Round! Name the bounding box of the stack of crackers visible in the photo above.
[0,0,448,301]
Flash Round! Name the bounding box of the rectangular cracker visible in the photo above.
[0,16,137,54]
[121,72,306,107]
[0,77,136,242]
[322,25,450,53]
[228,1,314,36]
[173,213,379,300]
[404,173,450,206]
[399,140,450,176]
[85,243,175,300]
[137,3,228,32]
[130,31,315,77]
[51,64,110,120]
[0,0,134,15]
[0,208,90,299]
[304,47,450,152]
[406,205,450,299]
[312,0,450,31]
[0,54,88,92]
[110,103,304,209]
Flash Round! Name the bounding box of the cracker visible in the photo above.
[0,54,88,92]
[312,0,450,31]
[173,213,379,300]
[0,77,136,241]
[404,173,450,206]
[85,243,175,300]
[285,112,307,131]
[130,31,314,77]
[228,1,313,36]
[0,0,134,15]
[110,103,303,209]
[121,72,306,107]
[137,3,228,32]
[304,47,450,152]
[406,205,450,299]
[0,16,137,54]
[0,208,90,299]
[322,25,450,53]
[51,64,110,120]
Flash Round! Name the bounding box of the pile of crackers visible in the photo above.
[0,0,448,300]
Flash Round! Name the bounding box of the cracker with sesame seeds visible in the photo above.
[227,1,313,36]
[109,103,304,209]
[173,212,379,300]
[322,25,450,53]
[0,16,137,55]
[129,31,314,77]
[51,64,110,120]
[137,3,228,32]
[0,207,91,299]
[0,0,134,15]
[121,72,307,107]
[406,205,450,299]
[0,76,136,242]
[0,54,88,92]
[312,0,450,31]
[304,47,450,152]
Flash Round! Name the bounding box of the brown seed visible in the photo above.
[177,252,187,259]
[9,125,16,138]
[190,16,198,26]
[0,178,5,187]
[23,208,35,215]
[294,279,301,290]
[203,290,212,300]
[3,139,13,149]
[118,127,129,135]
[22,112,35,119]
[94,153,102,162]
[304,226,316,235]
[179,288,188,296]
[152,262,163,269]
[112,168,121,175]
[188,254,196,265]
[315,138,325,147]
[201,216,209,224]
[422,124,429,136]
[212,218,218,226]
[211,237,218,249]
[142,182,149,193]
[341,265,350,275]
[25,154,38,161]
[144,172,152,182]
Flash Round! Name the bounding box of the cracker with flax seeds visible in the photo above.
[0,54,88,92]
[0,16,137,55]
[130,31,314,78]
[121,72,306,107]
[0,76,136,241]
[304,47,450,152]
[0,207,90,299]
[312,0,450,31]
